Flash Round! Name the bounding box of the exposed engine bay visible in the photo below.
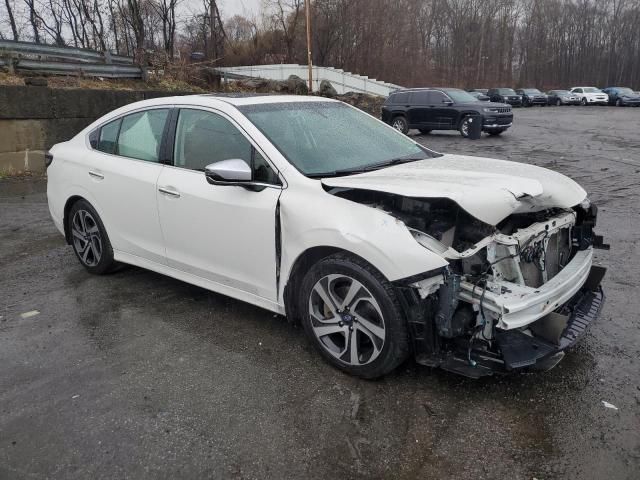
[329,187,608,377]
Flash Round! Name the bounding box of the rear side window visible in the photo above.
[573,88,583,93]
[97,119,121,154]
[409,91,429,104]
[117,109,170,162]
[394,92,409,104]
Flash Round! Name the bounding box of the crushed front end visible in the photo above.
[394,199,608,377]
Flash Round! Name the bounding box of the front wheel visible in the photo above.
[581,98,588,106]
[616,98,623,107]
[459,116,474,138]
[391,116,409,135]
[299,253,409,379]
[556,99,562,106]
[68,199,116,274]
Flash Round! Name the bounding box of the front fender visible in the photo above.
[278,187,449,301]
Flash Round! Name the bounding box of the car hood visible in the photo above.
[321,154,587,225]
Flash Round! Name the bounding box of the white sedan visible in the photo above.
[46,95,607,378]
[570,86,609,105]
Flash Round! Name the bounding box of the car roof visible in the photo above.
[112,94,339,111]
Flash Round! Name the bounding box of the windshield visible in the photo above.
[445,89,479,102]
[497,89,516,95]
[584,87,602,93]
[239,102,439,177]
[617,88,635,95]
[523,89,542,94]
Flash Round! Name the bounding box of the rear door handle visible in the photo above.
[158,187,181,198]
[88,170,104,180]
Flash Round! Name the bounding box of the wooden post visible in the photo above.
[305,0,313,92]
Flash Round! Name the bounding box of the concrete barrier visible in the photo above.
[0,86,193,174]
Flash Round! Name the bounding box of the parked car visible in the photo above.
[601,87,640,107]
[469,91,490,102]
[487,88,523,106]
[469,89,489,95]
[382,88,513,137]
[570,87,608,105]
[46,94,607,379]
[547,89,581,106]
[515,88,548,107]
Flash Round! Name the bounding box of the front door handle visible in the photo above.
[88,170,104,180]
[158,187,181,198]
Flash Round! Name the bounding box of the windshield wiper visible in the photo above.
[309,155,427,178]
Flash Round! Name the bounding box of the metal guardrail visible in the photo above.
[0,40,142,78]
[216,64,403,96]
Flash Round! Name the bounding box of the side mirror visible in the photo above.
[205,159,252,185]
[443,100,453,106]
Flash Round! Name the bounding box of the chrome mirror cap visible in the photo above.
[204,159,252,182]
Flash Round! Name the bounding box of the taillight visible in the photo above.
[44,151,54,168]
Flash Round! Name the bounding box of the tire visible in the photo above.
[581,97,588,106]
[391,116,409,135]
[616,98,623,107]
[418,129,431,135]
[487,129,505,136]
[298,253,409,379]
[556,99,562,106]
[67,199,116,274]
[459,116,473,138]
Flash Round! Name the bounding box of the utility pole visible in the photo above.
[305,0,313,92]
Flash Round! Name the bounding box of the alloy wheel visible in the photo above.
[392,117,407,133]
[71,209,102,267]
[308,274,386,366]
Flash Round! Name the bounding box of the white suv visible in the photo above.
[46,95,607,379]
[570,87,609,105]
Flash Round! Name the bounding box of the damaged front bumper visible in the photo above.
[402,207,608,378]
[459,248,594,330]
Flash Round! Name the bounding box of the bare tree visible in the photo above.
[4,0,20,40]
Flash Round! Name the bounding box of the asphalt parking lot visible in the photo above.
[1,106,639,480]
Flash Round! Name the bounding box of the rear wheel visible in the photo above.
[68,199,116,274]
[299,253,409,379]
[391,116,409,135]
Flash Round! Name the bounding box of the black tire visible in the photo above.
[391,115,409,135]
[459,116,473,138]
[298,253,410,379]
[67,199,116,274]
[419,129,432,135]
[556,99,562,106]
[487,129,505,136]
[581,97,588,106]
[615,98,623,107]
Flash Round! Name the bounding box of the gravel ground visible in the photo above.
[1,106,639,479]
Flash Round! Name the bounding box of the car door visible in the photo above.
[83,107,170,264]
[156,107,283,301]
[406,91,430,126]
[426,90,456,128]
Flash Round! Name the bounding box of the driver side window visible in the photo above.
[173,109,280,184]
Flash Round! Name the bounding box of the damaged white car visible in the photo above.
[46,95,608,378]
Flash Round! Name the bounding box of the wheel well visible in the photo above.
[62,195,84,244]
[283,246,382,323]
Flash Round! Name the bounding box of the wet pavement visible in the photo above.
[1,106,639,479]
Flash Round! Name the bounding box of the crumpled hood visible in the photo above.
[321,154,587,225]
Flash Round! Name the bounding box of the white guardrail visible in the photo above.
[216,64,402,97]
